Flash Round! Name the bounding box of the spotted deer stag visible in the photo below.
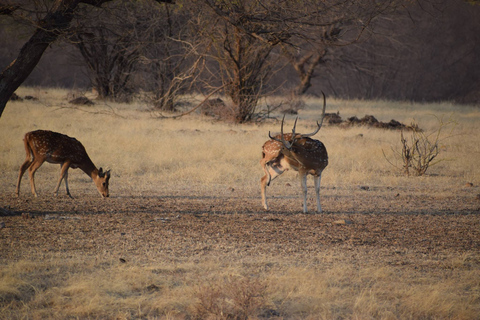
[16,130,110,198]
[260,93,328,213]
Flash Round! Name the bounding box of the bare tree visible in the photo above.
[317,0,480,102]
[70,3,142,101]
[0,0,171,118]
[190,0,403,122]
[282,45,328,96]
[136,2,203,111]
[207,20,276,122]
[280,1,407,97]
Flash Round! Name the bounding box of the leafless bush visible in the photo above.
[383,116,456,176]
[252,95,306,123]
[280,94,306,115]
[192,276,268,320]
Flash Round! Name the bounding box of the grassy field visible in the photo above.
[0,87,479,319]
[2,87,479,190]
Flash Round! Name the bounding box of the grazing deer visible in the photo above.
[260,93,328,213]
[16,130,110,198]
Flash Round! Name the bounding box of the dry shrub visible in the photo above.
[383,116,456,176]
[192,275,268,320]
[0,275,22,303]
[280,94,305,115]
[254,94,305,123]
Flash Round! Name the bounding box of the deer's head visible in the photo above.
[94,167,111,198]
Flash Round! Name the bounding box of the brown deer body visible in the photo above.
[260,94,328,213]
[16,130,110,198]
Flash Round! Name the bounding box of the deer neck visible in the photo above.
[280,148,302,168]
[288,155,305,169]
[78,158,99,180]
[283,144,312,169]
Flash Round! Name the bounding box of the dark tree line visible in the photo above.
[311,0,480,103]
[1,0,479,122]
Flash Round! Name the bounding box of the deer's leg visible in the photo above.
[299,172,308,213]
[314,173,322,213]
[261,173,269,210]
[16,158,33,197]
[54,162,72,198]
[27,160,44,197]
[16,139,34,197]
[63,168,72,198]
[261,161,275,210]
[260,159,285,210]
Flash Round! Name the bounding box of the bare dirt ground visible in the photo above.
[1,178,480,318]
[2,184,480,269]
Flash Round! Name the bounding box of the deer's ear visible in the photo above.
[99,167,103,174]
[105,170,111,179]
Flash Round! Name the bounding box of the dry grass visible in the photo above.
[0,87,479,319]
[1,254,478,319]
[2,87,479,191]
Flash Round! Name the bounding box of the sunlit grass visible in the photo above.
[2,87,479,193]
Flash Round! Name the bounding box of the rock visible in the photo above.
[325,111,342,124]
[9,93,23,101]
[69,96,94,106]
[146,284,160,292]
[333,219,353,225]
[283,108,298,115]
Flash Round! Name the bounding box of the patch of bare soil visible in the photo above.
[1,186,479,269]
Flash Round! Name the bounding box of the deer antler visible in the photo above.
[268,92,326,149]
[268,114,285,141]
[299,91,326,138]
[269,115,294,149]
